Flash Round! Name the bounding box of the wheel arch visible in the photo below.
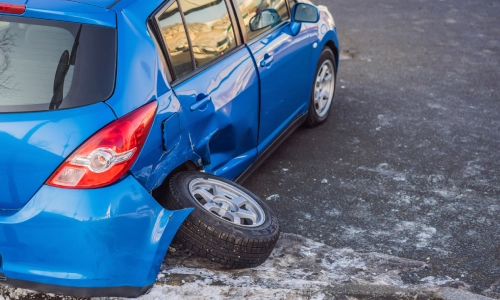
[325,40,339,72]
[151,160,198,206]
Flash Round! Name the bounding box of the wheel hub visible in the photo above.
[313,60,335,118]
[220,202,231,211]
[188,178,266,227]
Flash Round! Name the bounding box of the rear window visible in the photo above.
[0,16,116,113]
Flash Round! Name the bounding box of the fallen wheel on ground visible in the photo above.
[156,171,280,268]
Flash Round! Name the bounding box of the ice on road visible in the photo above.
[0,234,486,300]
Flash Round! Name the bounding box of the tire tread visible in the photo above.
[159,172,280,268]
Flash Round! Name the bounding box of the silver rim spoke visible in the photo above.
[319,65,327,81]
[324,73,332,82]
[228,213,241,224]
[194,189,214,202]
[214,184,224,196]
[189,178,266,227]
[217,208,230,218]
[313,60,335,118]
[235,209,257,223]
[231,196,247,207]
[203,202,219,211]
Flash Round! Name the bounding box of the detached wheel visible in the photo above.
[159,171,280,268]
[307,47,337,127]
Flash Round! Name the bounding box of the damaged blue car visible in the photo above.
[0,0,338,297]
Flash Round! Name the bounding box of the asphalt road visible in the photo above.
[244,0,500,297]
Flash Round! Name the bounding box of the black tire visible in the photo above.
[307,47,337,127]
[156,171,280,268]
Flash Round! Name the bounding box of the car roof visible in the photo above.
[66,0,120,9]
[0,0,117,27]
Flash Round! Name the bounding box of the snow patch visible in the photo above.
[325,209,341,217]
[416,226,437,248]
[433,189,457,199]
[358,163,407,182]
[266,194,280,201]
[1,234,462,300]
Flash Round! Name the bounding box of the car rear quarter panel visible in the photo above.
[104,1,204,191]
[0,176,193,293]
[0,103,116,210]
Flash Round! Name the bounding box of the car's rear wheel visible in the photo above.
[307,47,337,127]
[156,171,280,268]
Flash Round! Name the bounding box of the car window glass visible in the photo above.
[237,0,290,40]
[0,17,116,113]
[179,0,236,69]
[158,1,194,78]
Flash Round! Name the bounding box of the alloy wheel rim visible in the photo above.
[314,60,335,118]
[188,178,266,227]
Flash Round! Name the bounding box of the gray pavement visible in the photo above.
[244,0,500,297]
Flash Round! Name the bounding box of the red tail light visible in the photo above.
[47,101,158,189]
[0,3,26,14]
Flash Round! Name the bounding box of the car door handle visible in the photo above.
[260,54,274,68]
[190,95,212,111]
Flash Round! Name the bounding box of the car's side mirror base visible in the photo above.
[290,22,301,36]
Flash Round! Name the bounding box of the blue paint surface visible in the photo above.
[4,0,118,27]
[0,0,338,294]
[0,103,116,210]
[0,176,192,288]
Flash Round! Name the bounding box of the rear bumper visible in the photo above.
[0,176,192,297]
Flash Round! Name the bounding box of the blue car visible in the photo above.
[0,0,338,297]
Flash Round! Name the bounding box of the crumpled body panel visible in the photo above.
[0,176,192,297]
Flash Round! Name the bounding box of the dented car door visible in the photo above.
[156,0,259,179]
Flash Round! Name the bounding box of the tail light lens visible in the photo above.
[0,3,26,14]
[47,101,158,189]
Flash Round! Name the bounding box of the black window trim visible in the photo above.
[149,0,244,86]
[286,0,293,16]
[175,0,196,72]
[224,0,243,46]
[147,20,174,83]
[228,0,248,42]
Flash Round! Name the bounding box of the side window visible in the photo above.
[158,2,194,78]
[179,0,237,69]
[156,0,237,80]
[237,0,290,40]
